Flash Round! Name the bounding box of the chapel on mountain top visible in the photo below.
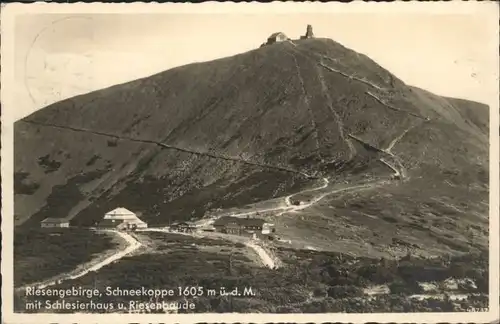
[262,25,315,47]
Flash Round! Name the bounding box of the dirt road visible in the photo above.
[194,177,331,226]
[284,177,329,206]
[245,241,276,268]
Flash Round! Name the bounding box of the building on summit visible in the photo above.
[261,32,289,47]
[267,32,289,44]
[300,25,315,39]
[261,25,315,48]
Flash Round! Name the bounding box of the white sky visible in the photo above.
[9,7,500,121]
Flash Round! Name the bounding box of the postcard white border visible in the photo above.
[2,2,499,323]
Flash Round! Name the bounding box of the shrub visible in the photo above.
[14,172,40,195]
[327,285,364,298]
[357,264,398,284]
[474,271,489,293]
[447,262,468,278]
[37,154,62,173]
[389,280,422,295]
[107,140,118,147]
[312,286,327,298]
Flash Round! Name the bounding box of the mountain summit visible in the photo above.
[14,37,488,255]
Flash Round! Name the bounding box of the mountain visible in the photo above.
[14,38,489,255]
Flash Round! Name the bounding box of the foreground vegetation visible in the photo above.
[14,228,118,287]
[272,247,488,312]
[16,232,488,313]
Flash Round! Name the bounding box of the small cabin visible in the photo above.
[262,223,276,235]
[118,219,148,230]
[41,218,70,228]
[170,222,196,233]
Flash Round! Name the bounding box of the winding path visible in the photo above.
[385,123,417,153]
[184,92,420,268]
[186,174,390,270]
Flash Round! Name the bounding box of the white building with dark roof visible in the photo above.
[103,207,137,220]
[98,207,148,230]
[266,32,289,45]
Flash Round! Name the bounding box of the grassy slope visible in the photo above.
[14,38,489,256]
[14,228,119,287]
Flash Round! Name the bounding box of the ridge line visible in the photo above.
[347,134,386,154]
[385,122,419,153]
[365,91,429,121]
[318,62,386,91]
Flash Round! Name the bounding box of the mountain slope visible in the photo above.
[14,38,489,253]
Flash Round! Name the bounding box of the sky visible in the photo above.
[10,8,499,121]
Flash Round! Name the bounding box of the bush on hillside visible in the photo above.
[327,285,364,298]
[356,263,398,284]
[389,279,423,295]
